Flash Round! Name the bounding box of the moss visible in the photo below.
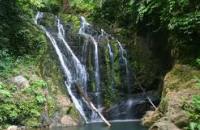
[158,97,168,114]
[59,13,80,33]
[67,105,80,122]
[146,64,200,129]
[40,13,55,28]
[40,40,80,122]
[164,64,200,91]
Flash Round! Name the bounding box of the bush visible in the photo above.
[0,80,53,128]
[185,59,200,130]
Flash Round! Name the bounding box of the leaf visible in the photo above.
[196,58,200,66]
[190,122,198,130]
[30,109,40,116]
[32,80,47,89]
[0,89,12,97]
[36,95,46,104]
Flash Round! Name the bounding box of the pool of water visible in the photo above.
[37,121,147,130]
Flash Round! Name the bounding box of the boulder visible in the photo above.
[150,118,181,130]
[142,110,161,127]
[10,75,29,89]
[170,111,189,128]
[7,126,18,130]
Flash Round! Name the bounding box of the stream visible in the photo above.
[32,121,147,130]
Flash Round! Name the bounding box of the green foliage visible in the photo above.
[17,0,61,14]
[59,13,80,32]
[93,0,200,61]
[186,95,200,130]
[0,80,52,128]
[0,49,42,79]
[0,50,15,78]
[69,0,99,15]
[0,0,53,57]
[185,61,200,130]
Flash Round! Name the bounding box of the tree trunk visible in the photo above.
[63,0,69,12]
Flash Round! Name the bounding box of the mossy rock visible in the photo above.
[59,13,80,33]
[144,64,200,129]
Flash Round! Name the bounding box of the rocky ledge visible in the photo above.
[142,64,200,130]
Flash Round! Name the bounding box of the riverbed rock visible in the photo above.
[143,64,200,129]
[150,118,181,130]
[7,125,18,130]
[10,75,29,89]
[170,110,189,127]
[142,110,161,127]
[60,115,77,126]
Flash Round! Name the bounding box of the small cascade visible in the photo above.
[118,41,128,74]
[79,16,101,110]
[35,12,43,24]
[118,41,130,92]
[57,19,88,93]
[100,29,115,89]
[79,16,102,121]
[107,43,115,89]
[107,43,114,65]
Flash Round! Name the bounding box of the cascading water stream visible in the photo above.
[118,41,128,73]
[107,43,114,65]
[35,12,89,122]
[57,19,88,93]
[79,16,101,109]
[100,29,115,89]
[118,41,131,92]
[107,43,115,89]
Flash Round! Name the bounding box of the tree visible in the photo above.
[63,0,69,11]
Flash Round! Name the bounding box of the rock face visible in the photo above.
[142,110,161,127]
[10,75,29,88]
[60,115,77,126]
[142,64,200,130]
[107,93,160,120]
[150,118,181,130]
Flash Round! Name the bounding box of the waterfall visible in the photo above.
[118,41,128,73]
[78,16,102,121]
[118,41,130,92]
[107,43,114,64]
[107,43,115,89]
[57,19,88,93]
[99,29,115,89]
[79,16,101,109]
[35,12,89,122]
[35,12,153,123]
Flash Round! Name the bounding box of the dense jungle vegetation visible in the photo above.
[0,0,200,129]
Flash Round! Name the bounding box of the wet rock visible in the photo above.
[18,126,25,130]
[107,92,159,120]
[60,115,77,126]
[142,110,161,127]
[41,112,51,127]
[150,118,181,130]
[7,125,18,130]
[10,75,29,89]
[144,64,200,130]
[170,111,189,128]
